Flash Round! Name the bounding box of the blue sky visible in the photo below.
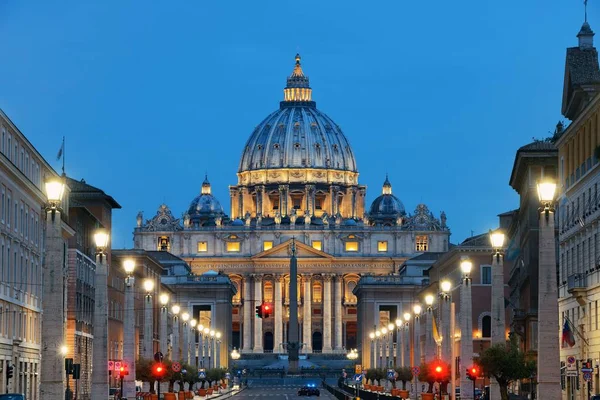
[0,1,595,248]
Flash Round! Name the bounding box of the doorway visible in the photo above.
[312,332,323,352]
[264,332,274,352]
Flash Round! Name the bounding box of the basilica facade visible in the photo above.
[133,55,450,354]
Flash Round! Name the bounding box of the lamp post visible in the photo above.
[375,330,382,368]
[190,319,198,366]
[489,229,505,400]
[440,280,451,361]
[369,332,376,369]
[216,331,222,368]
[210,330,216,369]
[198,324,205,369]
[425,295,435,362]
[123,258,136,399]
[172,304,181,361]
[395,320,403,368]
[381,328,388,369]
[143,279,155,359]
[159,294,169,360]
[413,305,422,366]
[403,312,411,367]
[40,178,68,400]
[460,257,474,400]
[536,181,561,399]
[347,348,359,397]
[91,229,110,400]
[182,312,190,364]
[231,347,241,385]
[387,323,395,368]
[204,327,211,368]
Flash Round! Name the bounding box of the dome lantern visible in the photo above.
[282,53,314,106]
[382,174,392,195]
[201,174,212,195]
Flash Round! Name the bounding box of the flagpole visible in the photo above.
[62,136,65,175]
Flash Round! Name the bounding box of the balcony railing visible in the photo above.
[567,273,587,291]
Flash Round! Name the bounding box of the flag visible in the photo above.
[433,317,442,344]
[562,319,576,348]
[56,138,64,161]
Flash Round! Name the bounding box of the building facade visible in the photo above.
[132,55,451,355]
[556,20,600,400]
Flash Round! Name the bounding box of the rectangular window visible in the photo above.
[1,128,4,154]
[416,235,428,251]
[263,241,273,251]
[481,265,492,285]
[6,191,10,228]
[312,240,322,251]
[1,185,4,223]
[197,241,208,252]
[345,241,359,252]
[226,242,240,252]
[377,241,388,252]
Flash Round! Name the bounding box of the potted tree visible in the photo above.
[365,369,376,390]
[418,362,435,400]
[395,367,413,399]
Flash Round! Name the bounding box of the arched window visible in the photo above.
[482,315,491,338]
[346,280,357,303]
[264,280,273,303]
[232,280,241,304]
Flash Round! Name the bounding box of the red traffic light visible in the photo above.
[264,305,270,311]
[435,365,443,373]
[153,363,166,379]
[471,367,478,374]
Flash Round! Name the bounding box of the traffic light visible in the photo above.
[153,363,166,380]
[263,303,271,318]
[467,366,479,381]
[119,365,129,378]
[256,305,263,318]
[6,364,13,380]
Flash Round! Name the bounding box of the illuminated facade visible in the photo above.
[133,55,450,354]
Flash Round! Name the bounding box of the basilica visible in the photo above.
[133,54,450,354]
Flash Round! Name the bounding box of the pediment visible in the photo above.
[252,239,334,259]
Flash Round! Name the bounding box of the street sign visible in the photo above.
[582,368,594,373]
[387,369,395,380]
[354,374,362,382]
[154,352,164,362]
[114,361,122,371]
[567,356,576,364]
[108,361,114,371]
[199,369,206,379]
[225,372,231,379]
[355,365,362,374]
[412,366,420,376]
[566,370,578,377]
[172,362,181,372]
[584,372,593,382]
[242,368,247,375]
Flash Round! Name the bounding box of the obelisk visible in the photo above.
[288,239,300,373]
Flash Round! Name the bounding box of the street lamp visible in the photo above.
[159,294,169,360]
[172,305,181,361]
[92,229,110,399]
[216,331,222,368]
[403,313,411,367]
[122,259,136,398]
[40,178,67,399]
[369,331,376,369]
[143,278,155,359]
[424,295,435,362]
[488,223,506,400]
[387,323,395,368]
[460,256,474,400]
[413,305,422,366]
[182,312,190,364]
[536,180,560,399]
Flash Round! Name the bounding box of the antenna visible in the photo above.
[585,0,588,22]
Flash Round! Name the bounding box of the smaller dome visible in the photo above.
[344,219,357,226]
[369,176,405,223]
[231,219,244,226]
[187,176,225,224]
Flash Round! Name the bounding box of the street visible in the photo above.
[231,384,337,400]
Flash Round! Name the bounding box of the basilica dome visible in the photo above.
[238,54,357,175]
[186,176,225,225]
[369,176,405,225]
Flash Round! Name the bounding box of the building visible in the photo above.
[132,54,451,361]
[65,177,120,400]
[0,108,73,400]
[507,138,558,392]
[556,19,600,400]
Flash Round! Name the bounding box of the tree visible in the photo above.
[365,369,377,385]
[136,358,156,393]
[395,366,413,390]
[182,364,198,391]
[476,338,536,400]
[418,363,435,393]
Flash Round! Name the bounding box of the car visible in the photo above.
[591,395,600,400]
[298,384,320,396]
[0,395,25,400]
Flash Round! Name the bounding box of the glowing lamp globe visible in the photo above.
[190,319,197,328]
[204,327,210,334]
[395,319,402,327]
[441,281,451,293]
[404,312,411,322]
[425,295,434,306]
[489,230,505,249]
[182,312,190,322]
[460,259,473,275]
[381,328,387,335]
[216,331,222,339]
[375,331,381,338]
[388,323,395,331]
[171,304,181,315]
[143,279,154,293]
[413,304,422,315]
[45,179,65,203]
[123,259,135,275]
[537,181,557,203]
[198,324,204,331]
[159,293,169,306]
[94,229,110,249]
[369,332,375,339]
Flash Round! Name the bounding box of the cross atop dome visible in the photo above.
[283,53,314,105]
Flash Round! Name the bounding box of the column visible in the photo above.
[490,253,505,400]
[243,276,252,352]
[370,338,376,369]
[238,188,244,218]
[442,299,451,361]
[404,325,410,367]
[91,253,109,399]
[123,277,136,399]
[160,306,168,359]
[216,340,221,369]
[323,274,333,352]
[198,334,203,369]
[274,275,283,353]
[302,275,312,352]
[414,317,421,367]
[396,325,402,368]
[144,292,154,359]
[253,275,263,352]
[388,330,393,367]
[40,209,66,399]
[460,277,474,400]
[172,315,180,362]
[334,275,343,351]
[537,208,561,399]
